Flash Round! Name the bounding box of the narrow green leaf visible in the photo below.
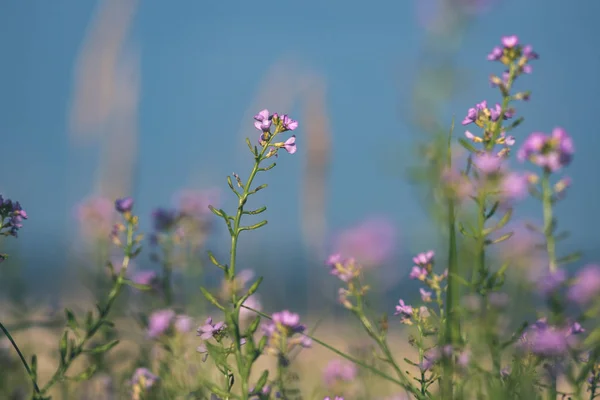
[65,309,78,331]
[238,220,268,232]
[59,331,69,365]
[68,365,97,382]
[243,206,267,215]
[495,208,513,231]
[30,355,38,381]
[248,184,268,195]
[237,277,264,309]
[458,138,478,153]
[227,176,241,198]
[485,232,513,245]
[208,205,225,218]
[246,315,261,336]
[85,339,120,354]
[200,287,225,311]
[557,251,582,265]
[485,201,500,220]
[258,162,276,172]
[449,273,471,288]
[246,137,255,155]
[253,370,270,394]
[207,251,226,271]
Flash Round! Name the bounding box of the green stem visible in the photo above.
[162,242,174,306]
[226,136,274,400]
[39,219,135,396]
[243,305,424,399]
[417,323,427,395]
[541,170,557,272]
[0,321,42,396]
[443,123,459,400]
[442,195,458,400]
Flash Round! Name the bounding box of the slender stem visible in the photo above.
[443,123,459,400]
[417,323,427,395]
[355,295,413,390]
[227,137,273,400]
[0,321,42,396]
[541,170,557,272]
[241,304,425,399]
[162,241,174,306]
[40,219,135,395]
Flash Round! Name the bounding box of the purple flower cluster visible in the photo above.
[115,197,134,213]
[254,109,298,155]
[262,310,311,358]
[567,264,600,306]
[130,367,159,389]
[332,217,396,268]
[0,195,27,238]
[518,127,574,172]
[409,250,435,280]
[326,254,361,283]
[394,299,413,325]
[462,100,514,128]
[147,309,192,338]
[487,35,538,71]
[196,317,230,362]
[520,318,585,357]
[322,359,358,387]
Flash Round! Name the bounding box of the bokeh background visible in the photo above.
[1,0,600,396]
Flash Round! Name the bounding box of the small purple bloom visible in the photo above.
[332,217,396,268]
[394,299,413,324]
[500,172,529,201]
[147,309,176,338]
[132,270,159,287]
[115,197,134,213]
[409,266,428,280]
[254,109,272,132]
[530,327,568,356]
[567,264,600,305]
[502,35,519,48]
[537,269,567,296]
[130,368,159,389]
[152,208,179,232]
[283,135,297,154]
[281,114,298,131]
[420,288,432,302]
[567,321,585,336]
[487,46,503,61]
[322,359,358,387]
[474,153,503,174]
[175,315,193,333]
[413,250,434,266]
[197,317,226,340]
[272,310,305,333]
[518,128,575,172]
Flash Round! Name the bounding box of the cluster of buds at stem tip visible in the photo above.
[254,109,298,158]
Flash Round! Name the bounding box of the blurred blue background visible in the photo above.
[1,0,599,287]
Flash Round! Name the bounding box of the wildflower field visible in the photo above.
[1,1,599,400]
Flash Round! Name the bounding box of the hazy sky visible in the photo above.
[1,0,600,274]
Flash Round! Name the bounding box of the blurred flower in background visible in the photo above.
[332,217,396,268]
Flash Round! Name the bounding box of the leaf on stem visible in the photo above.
[557,251,582,265]
[458,138,478,154]
[238,220,268,232]
[243,206,267,215]
[200,287,225,311]
[85,339,120,354]
[64,309,79,331]
[248,184,268,195]
[207,251,227,271]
